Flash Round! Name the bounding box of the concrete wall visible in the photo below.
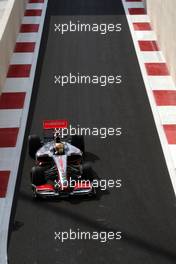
[0,0,27,93]
[145,0,176,84]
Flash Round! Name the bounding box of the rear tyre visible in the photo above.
[71,135,85,153]
[31,166,46,186]
[28,135,42,159]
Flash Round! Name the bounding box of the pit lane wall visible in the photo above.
[0,0,27,93]
[144,0,176,84]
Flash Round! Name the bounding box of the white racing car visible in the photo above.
[28,120,96,199]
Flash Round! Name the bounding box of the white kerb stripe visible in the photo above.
[26,3,44,10]
[0,148,17,161]
[17,33,38,43]
[0,201,5,234]
[10,53,33,65]
[124,2,144,8]
[22,16,41,25]
[169,145,176,169]
[0,158,17,171]
[130,15,150,23]
[141,51,165,63]
[135,31,157,41]
[149,76,176,90]
[4,78,30,93]
[0,110,22,128]
[157,106,176,125]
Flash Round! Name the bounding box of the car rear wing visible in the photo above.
[43,120,68,142]
[43,120,68,129]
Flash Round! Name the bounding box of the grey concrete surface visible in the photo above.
[0,0,27,93]
[145,0,176,84]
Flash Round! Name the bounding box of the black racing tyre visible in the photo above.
[89,187,96,197]
[82,163,94,181]
[28,135,42,159]
[31,166,46,186]
[71,135,85,153]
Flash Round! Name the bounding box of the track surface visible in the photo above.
[8,0,176,263]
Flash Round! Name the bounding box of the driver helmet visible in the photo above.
[55,142,64,155]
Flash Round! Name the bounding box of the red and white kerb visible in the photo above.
[0,0,46,197]
[123,0,176,170]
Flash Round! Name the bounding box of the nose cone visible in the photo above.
[53,155,67,185]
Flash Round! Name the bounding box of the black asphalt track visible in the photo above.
[8,0,176,263]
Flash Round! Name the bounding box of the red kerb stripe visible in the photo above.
[153,91,176,106]
[145,63,169,76]
[163,125,176,144]
[0,128,19,147]
[0,93,26,109]
[0,171,10,197]
[20,24,39,33]
[138,41,159,51]
[7,65,31,78]
[133,23,152,30]
[25,9,42,16]
[14,42,36,53]
[129,8,146,15]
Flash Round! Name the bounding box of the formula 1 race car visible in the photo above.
[28,120,96,199]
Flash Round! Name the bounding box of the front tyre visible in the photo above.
[31,166,46,186]
[71,135,85,153]
[28,135,42,159]
[89,187,96,197]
